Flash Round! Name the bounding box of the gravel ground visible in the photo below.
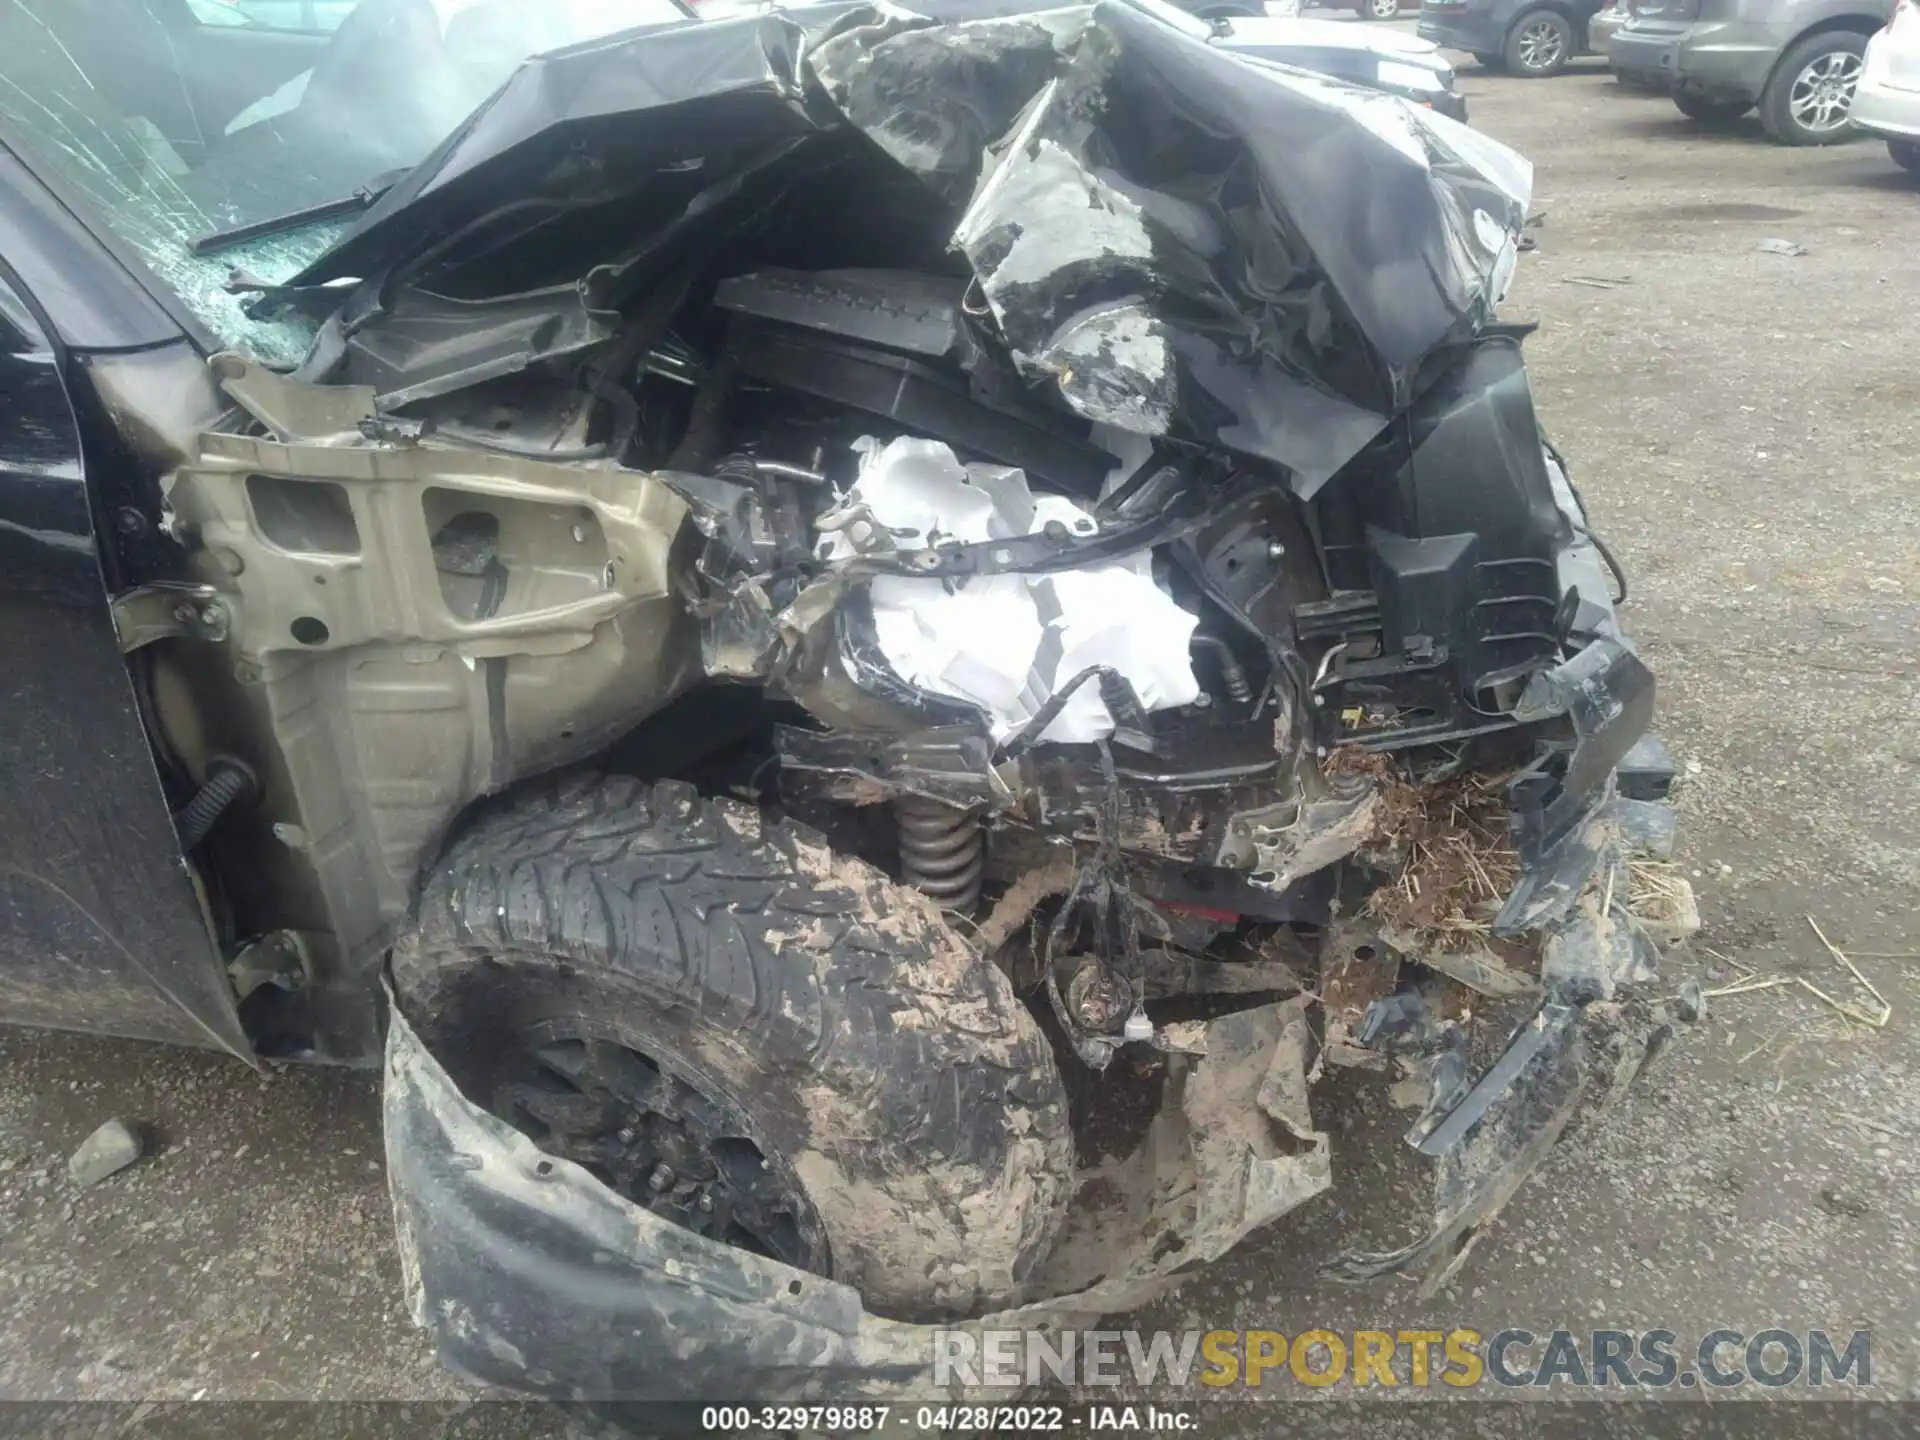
[2,48,1916,1427]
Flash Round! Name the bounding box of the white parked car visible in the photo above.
[1853,0,1920,171]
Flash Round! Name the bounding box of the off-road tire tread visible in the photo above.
[394,774,1072,1317]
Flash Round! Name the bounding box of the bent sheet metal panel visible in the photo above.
[0,289,249,1056]
[814,2,1530,489]
[292,2,1529,492]
[385,999,1326,1399]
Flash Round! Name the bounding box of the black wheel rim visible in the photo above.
[495,1020,831,1275]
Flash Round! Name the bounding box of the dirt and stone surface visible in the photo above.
[1,50,1916,1430]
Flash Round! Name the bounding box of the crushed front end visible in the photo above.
[718,319,1700,1297]
[166,0,1699,1398]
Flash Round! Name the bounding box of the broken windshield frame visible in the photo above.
[188,174,399,257]
[0,0,691,362]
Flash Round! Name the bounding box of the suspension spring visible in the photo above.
[895,797,985,914]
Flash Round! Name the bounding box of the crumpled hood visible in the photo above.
[293,0,1530,492]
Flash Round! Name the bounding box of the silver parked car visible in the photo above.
[1610,0,1887,143]
[1590,0,1630,55]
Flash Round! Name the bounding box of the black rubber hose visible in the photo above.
[994,666,1156,762]
[1586,526,1630,607]
[1190,634,1252,704]
[1549,442,1629,607]
[174,759,257,851]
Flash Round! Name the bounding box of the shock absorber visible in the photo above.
[895,797,985,914]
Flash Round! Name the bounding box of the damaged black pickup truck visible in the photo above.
[0,0,1701,1404]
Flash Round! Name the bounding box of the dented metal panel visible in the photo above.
[386,996,1329,1400]
[294,3,1527,488]
[148,356,700,1056]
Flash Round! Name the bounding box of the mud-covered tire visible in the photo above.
[392,775,1072,1321]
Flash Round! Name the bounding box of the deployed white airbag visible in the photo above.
[821,438,1200,745]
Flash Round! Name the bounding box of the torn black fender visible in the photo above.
[384,997,1328,1400]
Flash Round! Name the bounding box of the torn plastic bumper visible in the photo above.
[1301,429,1700,1292]
[1322,715,1699,1293]
[1326,982,1698,1295]
[385,997,1327,1400]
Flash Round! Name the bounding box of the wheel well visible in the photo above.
[1797,12,1887,39]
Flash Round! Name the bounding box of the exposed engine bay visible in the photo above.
[126,0,1700,1348]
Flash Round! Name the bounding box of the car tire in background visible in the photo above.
[392,776,1074,1322]
[1671,90,1753,124]
[1505,9,1575,76]
[1890,138,1920,172]
[1758,30,1868,145]
[1358,0,1401,20]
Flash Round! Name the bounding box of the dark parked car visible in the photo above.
[1,0,1693,1407]
[1203,0,1412,23]
[896,0,1467,110]
[1305,0,1413,20]
[1419,0,1607,76]
[1217,14,1469,117]
[1611,0,1884,142]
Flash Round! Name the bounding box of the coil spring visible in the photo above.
[895,797,985,914]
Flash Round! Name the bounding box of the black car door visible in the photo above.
[0,259,251,1056]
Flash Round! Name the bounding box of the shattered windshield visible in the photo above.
[0,0,687,363]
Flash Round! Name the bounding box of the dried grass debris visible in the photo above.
[1338,752,1520,946]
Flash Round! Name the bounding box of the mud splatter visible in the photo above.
[975,852,1077,954]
